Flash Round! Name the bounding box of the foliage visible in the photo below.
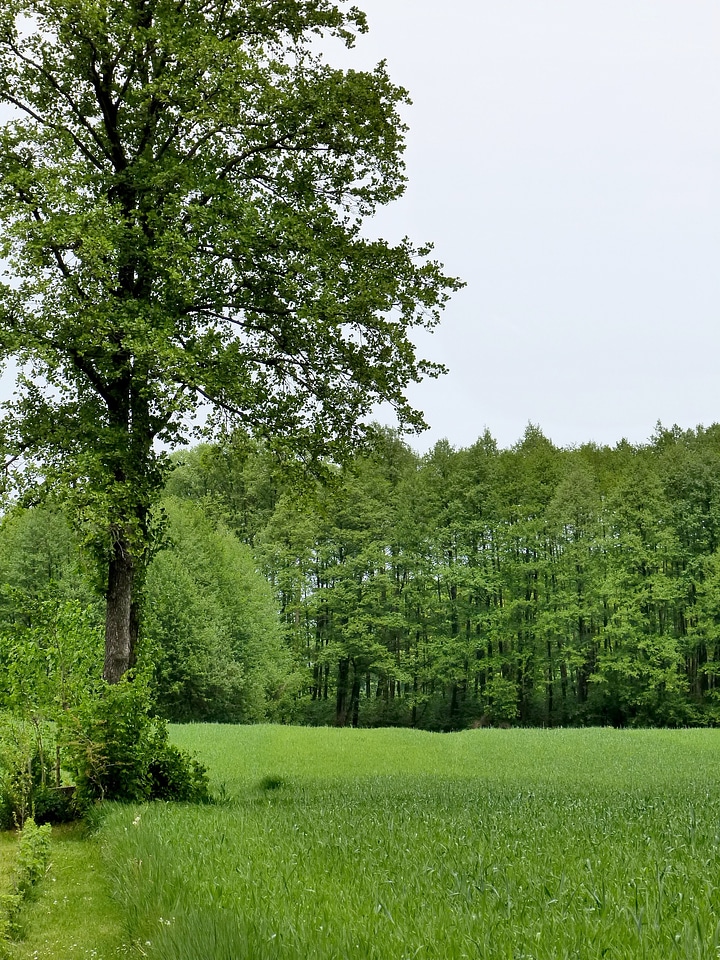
[0,495,296,724]
[0,716,76,830]
[483,675,519,725]
[7,421,720,732]
[0,504,97,628]
[180,422,720,729]
[0,598,102,827]
[61,678,210,806]
[144,497,296,723]
[0,817,52,944]
[0,717,37,830]
[0,599,104,717]
[12,819,51,897]
[0,582,210,813]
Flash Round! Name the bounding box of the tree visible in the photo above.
[144,497,293,722]
[0,501,98,627]
[0,0,461,681]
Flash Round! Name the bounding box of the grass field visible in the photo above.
[102,727,720,960]
[7,726,720,959]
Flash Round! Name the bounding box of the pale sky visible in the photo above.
[339,0,720,450]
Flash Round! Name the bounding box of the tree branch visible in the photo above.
[5,41,113,167]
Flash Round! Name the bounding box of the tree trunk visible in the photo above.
[350,668,361,728]
[103,537,135,683]
[335,657,350,726]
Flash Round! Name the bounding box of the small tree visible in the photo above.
[0,0,461,681]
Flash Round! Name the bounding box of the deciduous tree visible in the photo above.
[0,0,460,680]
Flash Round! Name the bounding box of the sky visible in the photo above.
[1,3,718,455]
[332,0,720,451]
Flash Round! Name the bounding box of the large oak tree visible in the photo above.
[0,0,460,681]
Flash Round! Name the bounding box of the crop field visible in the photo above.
[89,726,720,960]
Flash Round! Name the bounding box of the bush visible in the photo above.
[31,785,76,826]
[484,676,519,726]
[13,817,52,895]
[0,717,79,830]
[61,677,210,806]
[0,817,52,944]
[149,744,211,802]
[0,719,36,829]
[0,717,56,829]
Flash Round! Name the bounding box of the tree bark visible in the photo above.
[350,669,361,728]
[103,537,135,683]
[335,657,350,726]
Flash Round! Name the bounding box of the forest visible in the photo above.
[3,420,720,731]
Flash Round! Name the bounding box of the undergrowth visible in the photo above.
[0,818,51,947]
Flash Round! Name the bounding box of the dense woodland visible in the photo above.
[4,422,720,729]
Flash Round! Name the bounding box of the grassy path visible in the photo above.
[1,824,129,960]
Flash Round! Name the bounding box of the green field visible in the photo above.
[9,726,720,959]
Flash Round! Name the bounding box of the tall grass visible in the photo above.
[100,727,720,959]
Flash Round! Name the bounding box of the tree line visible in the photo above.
[164,422,720,728]
[5,422,720,729]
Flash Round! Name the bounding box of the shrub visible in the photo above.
[31,785,76,826]
[13,817,52,895]
[149,744,210,802]
[0,717,78,829]
[0,717,51,829]
[61,677,210,806]
[0,718,35,829]
[0,817,52,944]
[484,676,519,726]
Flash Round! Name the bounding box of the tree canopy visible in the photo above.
[169,423,720,729]
[0,0,460,680]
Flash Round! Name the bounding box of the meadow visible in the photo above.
[8,726,720,959]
